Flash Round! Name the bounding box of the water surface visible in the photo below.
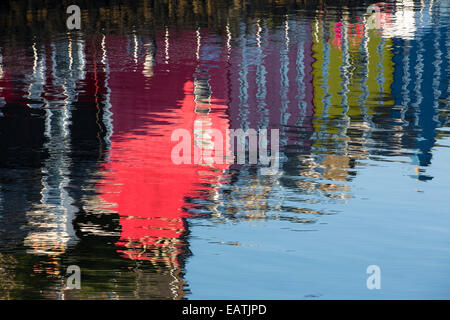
[0,0,449,299]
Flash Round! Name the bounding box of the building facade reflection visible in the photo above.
[0,0,448,299]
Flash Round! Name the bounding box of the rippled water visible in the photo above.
[0,0,449,299]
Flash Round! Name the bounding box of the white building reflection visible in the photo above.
[24,37,85,258]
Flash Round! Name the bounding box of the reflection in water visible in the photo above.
[0,0,449,299]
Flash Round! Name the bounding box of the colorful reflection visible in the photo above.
[0,0,449,299]
[99,29,230,266]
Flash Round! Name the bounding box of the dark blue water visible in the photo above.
[0,0,449,299]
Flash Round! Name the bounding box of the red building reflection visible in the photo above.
[99,29,231,264]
